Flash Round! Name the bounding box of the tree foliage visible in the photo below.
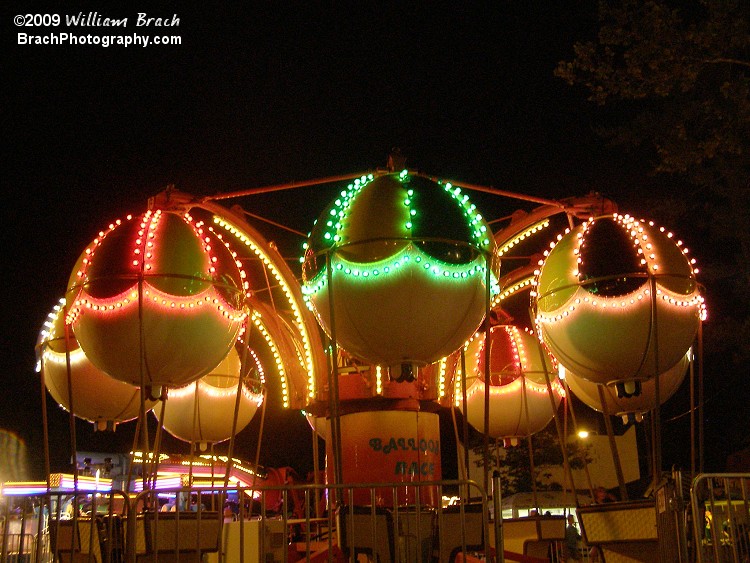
[555,0,750,369]
[555,0,749,178]
[468,425,592,496]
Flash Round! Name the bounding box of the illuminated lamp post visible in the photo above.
[37,298,157,430]
[301,171,498,506]
[563,352,691,497]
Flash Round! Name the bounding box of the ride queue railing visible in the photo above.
[8,473,749,562]
[691,473,750,563]
[1,479,493,563]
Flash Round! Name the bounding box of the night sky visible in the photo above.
[2,3,739,482]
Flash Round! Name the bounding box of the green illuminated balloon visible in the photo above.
[302,172,498,369]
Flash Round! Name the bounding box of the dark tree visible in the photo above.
[468,425,592,496]
[555,0,750,466]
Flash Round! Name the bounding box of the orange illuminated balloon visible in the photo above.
[37,299,156,430]
[535,214,704,386]
[245,298,314,409]
[66,209,247,389]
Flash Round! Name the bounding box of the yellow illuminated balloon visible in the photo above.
[245,298,314,409]
[206,202,329,410]
[563,351,690,419]
[155,347,263,448]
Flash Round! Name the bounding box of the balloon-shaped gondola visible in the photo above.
[456,325,564,443]
[300,171,499,506]
[37,298,156,430]
[65,209,248,391]
[534,214,703,392]
[562,351,690,422]
[155,347,263,448]
[302,171,498,370]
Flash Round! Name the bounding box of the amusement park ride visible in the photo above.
[2,156,745,563]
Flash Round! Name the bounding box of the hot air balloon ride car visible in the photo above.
[562,350,690,423]
[37,298,156,430]
[301,171,499,506]
[456,325,564,444]
[534,214,704,395]
[301,171,498,373]
[155,347,263,449]
[65,208,249,394]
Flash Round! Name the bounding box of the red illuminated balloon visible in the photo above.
[456,325,563,440]
[66,209,248,389]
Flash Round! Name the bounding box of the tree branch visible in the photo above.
[702,58,750,70]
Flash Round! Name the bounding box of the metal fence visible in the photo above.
[8,473,745,562]
[691,473,750,563]
[1,479,495,563]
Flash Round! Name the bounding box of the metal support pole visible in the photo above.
[461,347,470,499]
[204,171,371,201]
[325,252,344,499]
[483,256,492,495]
[697,322,704,473]
[689,346,696,477]
[650,275,662,487]
[63,307,78,489]
[598,386,628,500]
[493,471,505,563]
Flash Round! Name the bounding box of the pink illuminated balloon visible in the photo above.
[563,351,690,419]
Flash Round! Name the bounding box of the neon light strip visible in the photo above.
[497,219,550,257]
[132,476,183,492]
[1,474,113,494]
[214,216,317,401]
